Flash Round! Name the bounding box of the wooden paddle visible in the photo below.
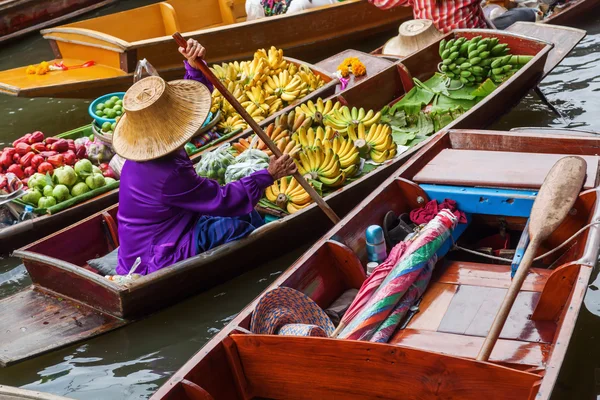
[172,32,341,224]
[476,156,587,361]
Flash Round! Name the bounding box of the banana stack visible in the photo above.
[325,106,381,135]
[292,126,335,149]
[348,123,397,163]
[218,115,247,134]
[265,177,313,214]
[323,136,361,177]
[297,147,345,187]
[439,36,532,85]
[209,46,326,135]
[295,98,341,126]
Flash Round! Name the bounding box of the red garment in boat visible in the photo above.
[410,199,467,225]
[368,0,487,33]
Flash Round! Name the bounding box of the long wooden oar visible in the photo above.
[172,32,341,224]
[477,156,587,361]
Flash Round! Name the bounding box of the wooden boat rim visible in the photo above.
[12,249,124,293]
[41,0,366,51]
[453,28,553,48]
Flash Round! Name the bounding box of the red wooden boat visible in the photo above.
[4,27,578,367]
[541,0,600,26]
[151,127,600,400]
[0,0,117,44]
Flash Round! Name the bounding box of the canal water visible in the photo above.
[1,2,600,398]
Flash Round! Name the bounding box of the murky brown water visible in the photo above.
[1,2,600,398]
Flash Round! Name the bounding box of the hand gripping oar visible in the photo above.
[477,156,587,361]
[172,32,341,224]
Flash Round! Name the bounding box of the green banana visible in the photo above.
[442,49,451,59]
[439,39,447,57]
[449,51,459,60]
[460,62,471,70]
[470,57,482,65]
[479,51,490,59]
[460,71,472,77]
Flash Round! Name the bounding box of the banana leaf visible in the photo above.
[391,112,434,145]
[380,109,407,128]
[471,79,498,97]
[390,86,434,115]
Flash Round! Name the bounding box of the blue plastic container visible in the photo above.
[89,92,126,125]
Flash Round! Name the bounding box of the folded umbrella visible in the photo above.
[339,209,457,341]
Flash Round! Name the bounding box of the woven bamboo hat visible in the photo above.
[382,19,444,57]
[113,76,211,161]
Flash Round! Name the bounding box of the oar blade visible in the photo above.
[529,156,587,242]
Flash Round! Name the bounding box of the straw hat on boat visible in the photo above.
[113,76,211,161]
[250,287,335,337]
[382,19,444,57]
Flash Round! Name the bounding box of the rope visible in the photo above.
[452,221,600,263]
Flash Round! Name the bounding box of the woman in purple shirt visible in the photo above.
[112,39,296,276]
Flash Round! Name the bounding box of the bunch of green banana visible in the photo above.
[439,36,521,85]
[488,54,534,83]
[347,123,397,163]
[296,147,345,187]
[292,126,335,149]
[295,98,341,126]
[323,136,361,177]
[324,106,381,135]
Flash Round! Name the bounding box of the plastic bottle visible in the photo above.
[366,262,379,277]
[365,225,387,263]
[20,205,35,222]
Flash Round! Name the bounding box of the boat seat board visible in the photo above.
[315,49,393,90]
[0,59,127,96]
[229,334,540,400]
[412,149,599,190]
[506,22,586,77]
[0,288,127,367]
[391,328,550,367]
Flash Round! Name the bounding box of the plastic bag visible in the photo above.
[86,138,116,165]
[245,0,266,20]
[195,144,236,184]
[224,159,269,183]
[235,148,269,165]
[134,59,159,83]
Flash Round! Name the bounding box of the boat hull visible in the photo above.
[0,0,117,44]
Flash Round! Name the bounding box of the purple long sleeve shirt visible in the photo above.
[115,62,272,275]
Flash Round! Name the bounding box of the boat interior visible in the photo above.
[159,129,600,400]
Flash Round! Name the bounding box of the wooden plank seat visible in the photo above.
[386,260,561,369]
[413,149,600,190]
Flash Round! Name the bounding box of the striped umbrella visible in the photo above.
[370,255,437,342]
[338,209,457,341]
[332,241,409,337]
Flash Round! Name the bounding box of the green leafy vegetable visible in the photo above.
[471,78,498,97]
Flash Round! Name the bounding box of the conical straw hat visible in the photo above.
[382,19,444,58]
[113,76,211,161]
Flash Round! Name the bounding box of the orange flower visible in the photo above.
[351,60,366,77]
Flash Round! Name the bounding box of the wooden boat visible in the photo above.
[151,127,600,400]
[540,0,600,26]
[0,385,72,400]
[0,0,117,44]
[0,0,412,98]
[3,28,576,366]
[0,58,336,255]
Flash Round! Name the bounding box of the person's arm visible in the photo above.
[178,39,214,92]
[162,154,297,217]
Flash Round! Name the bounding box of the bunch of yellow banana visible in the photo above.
[323,136,361,177]
[217,82,247,117]
[210,63,237,83]
[241,87,270,118]
[275,110,313,133]
[347,123,397,163]
[265,177,313,214]
[292,126,335,149]
[264,70,308,102]
[218,114,247,134]
[298,65,325,92]
[210,90,222,114]
[297,147,345,187]
[239,57,269,89]
[287,62,298,76]
[325,106,381,135]
[295,98,341,126]
[255,46,288,74]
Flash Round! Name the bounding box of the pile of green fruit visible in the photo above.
[94,96,123,120]
[97,120,118,136]
[22,159,116,209]
[439,36,533,85]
